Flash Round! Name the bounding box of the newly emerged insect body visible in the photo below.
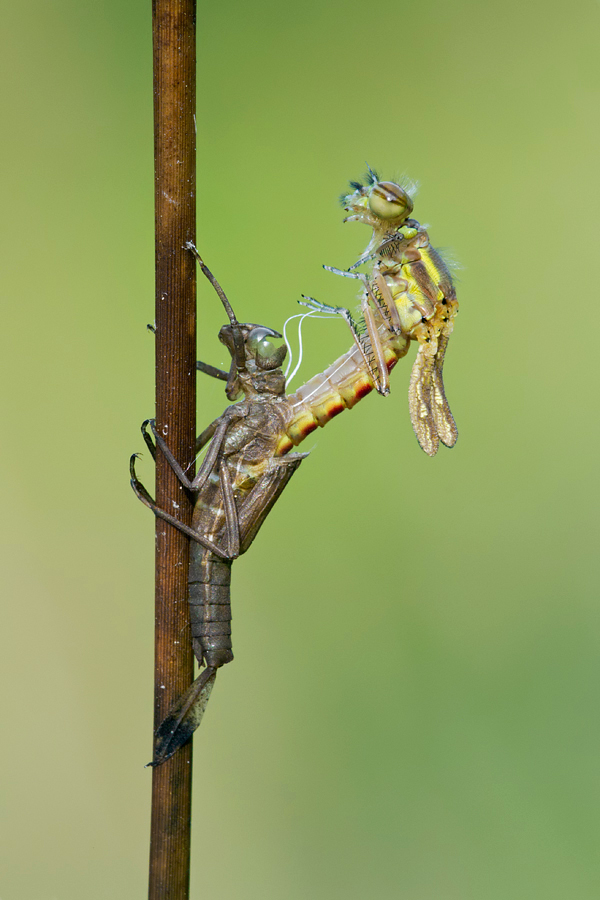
[304,167,459,456]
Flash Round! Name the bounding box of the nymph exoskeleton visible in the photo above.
[131,245,308,766]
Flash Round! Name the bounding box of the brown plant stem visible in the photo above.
[149,1,197,898]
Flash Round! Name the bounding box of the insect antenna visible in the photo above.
[365,163,380,184]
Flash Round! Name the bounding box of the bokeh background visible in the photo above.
[1,0,599,897]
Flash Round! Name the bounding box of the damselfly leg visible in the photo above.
[323,265,402,396]
[299,293,380,391]
[130,407,246,559]
[196,360,229,381]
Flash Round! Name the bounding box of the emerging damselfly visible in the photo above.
[132,167,460,763]
[302,167,458,456]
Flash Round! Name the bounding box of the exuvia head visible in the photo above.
[219,323,286,371]
[219,323,287,400]
[340,166,415,226]
[185,243,289,400]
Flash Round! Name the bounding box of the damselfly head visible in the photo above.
[368,181,413,220]
[219,322,287,400]
[341,170,414,226]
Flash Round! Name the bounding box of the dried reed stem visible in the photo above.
[149,1,196,897]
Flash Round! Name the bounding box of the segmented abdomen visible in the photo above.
[277,327,408,452]
[187,474,237,669]
[188,543,233,668]
[186,427,275,668]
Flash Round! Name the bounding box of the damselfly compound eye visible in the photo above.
[247,327,286,363]
[368,181,413,220]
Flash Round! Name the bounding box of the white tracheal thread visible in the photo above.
[283,310,337,389]
[183,309,337,474]
[283,311,314,381]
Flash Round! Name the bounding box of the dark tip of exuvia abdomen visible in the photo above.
[204,648,234,667]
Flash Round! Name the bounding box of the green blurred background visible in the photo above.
[1,0,599,897]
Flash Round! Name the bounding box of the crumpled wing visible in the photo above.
[408,335,458,456]
[408,345,439,457]
[431,333,458,449]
